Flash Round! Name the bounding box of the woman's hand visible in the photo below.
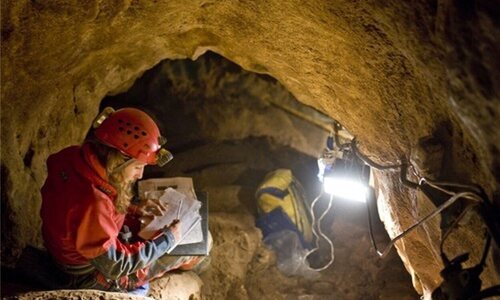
[134,198,168,226]
[138,198,168,217]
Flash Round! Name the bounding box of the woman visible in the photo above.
[40,107,203,294]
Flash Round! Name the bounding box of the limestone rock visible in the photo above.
[148,271,203,300]
[8,289,153,300]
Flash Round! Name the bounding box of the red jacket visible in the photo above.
[40,143,174,288]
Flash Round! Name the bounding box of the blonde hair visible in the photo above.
[89,141,134,214]
[106,151,135,214]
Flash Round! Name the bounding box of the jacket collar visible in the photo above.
[79,143,117,198]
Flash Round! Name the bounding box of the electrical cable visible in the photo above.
[400,163,420,189]
[478,234,491,268]
[315,193,335,270]
[439,201,480,261]
[366,189,380,255]
[332,121,343,149]
[304,191,335,271]
[307,191,324,252]
[348,137,488,258]
[351,138,402,170]
[424,180,483,194]
[423,179,484,198]
[344,136,498,297]
[469,285,500,300]
[350,138,421,190]
[433,232,494,299]
[369,190,482,258]
[423,179,485,204]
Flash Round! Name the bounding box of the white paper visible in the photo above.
[137,178,203,245]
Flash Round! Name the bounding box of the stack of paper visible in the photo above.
[137,178,203,247]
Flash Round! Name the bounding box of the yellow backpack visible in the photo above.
[255,169,313,247]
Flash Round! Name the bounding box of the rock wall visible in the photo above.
[2,0,499,296]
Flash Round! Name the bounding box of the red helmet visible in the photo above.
[93,107,172,166]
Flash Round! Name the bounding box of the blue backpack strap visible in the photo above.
[255,208,312,249]
[255,187,289,200]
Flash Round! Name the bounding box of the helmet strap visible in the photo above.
[111,156,136,174]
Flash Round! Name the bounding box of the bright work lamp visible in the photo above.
[322,156,371,202]
[323,177,368,202]
[307,133,372,271]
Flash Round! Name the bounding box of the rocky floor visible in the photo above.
[2,137,419,299]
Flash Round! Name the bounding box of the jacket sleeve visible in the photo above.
[75,190,175,280]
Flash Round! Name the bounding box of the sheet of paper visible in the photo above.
[138,188,185,240]
[167,215,202,253]
[179,219,204,244]
[137,178,203,245]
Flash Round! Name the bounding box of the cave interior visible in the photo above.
[1,1,499,299]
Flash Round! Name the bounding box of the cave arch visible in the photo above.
[96,52,419,299]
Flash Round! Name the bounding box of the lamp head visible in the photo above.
[321,154,370,203]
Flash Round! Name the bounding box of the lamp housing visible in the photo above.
[321,153,370,203]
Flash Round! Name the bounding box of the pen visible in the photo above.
[176,198,182,220]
